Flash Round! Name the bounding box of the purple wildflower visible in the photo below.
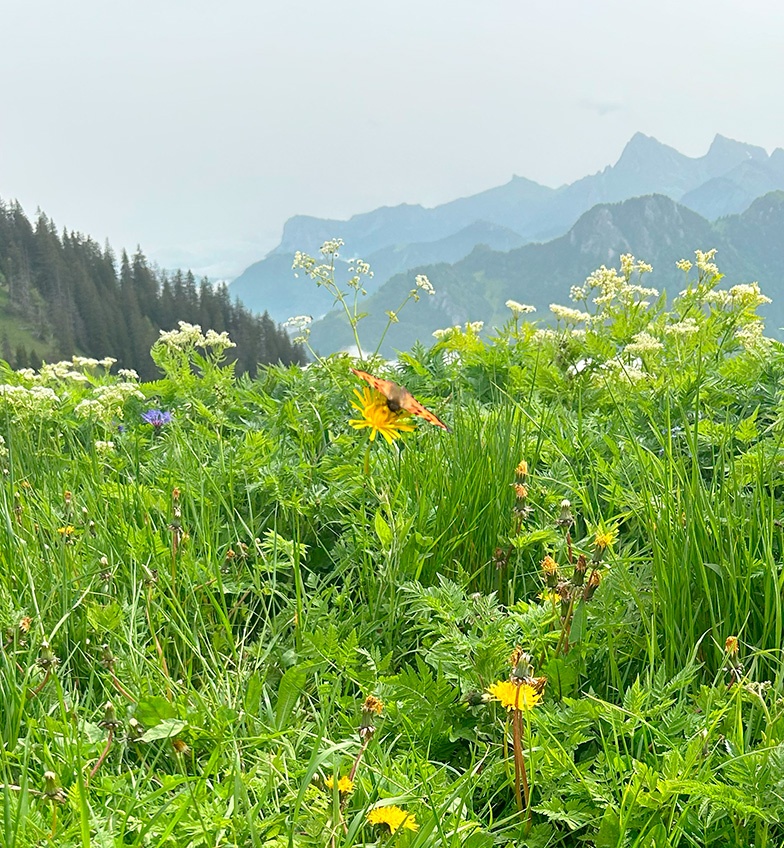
[141,409,173,429]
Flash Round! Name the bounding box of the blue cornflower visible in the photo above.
[141,409,173,429]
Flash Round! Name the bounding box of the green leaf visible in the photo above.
[374,510,393,548]
[139,718,187,743]
[543,656,579,698]
[134,696,178,726]
[86,601,124,633]
[276,664,310,730]
[594,806,620,848]
[570,600,587,643]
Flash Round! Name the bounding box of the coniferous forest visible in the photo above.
[0,200,306,378]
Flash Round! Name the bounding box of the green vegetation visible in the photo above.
[2,242,784,847]
[0,200,306,378]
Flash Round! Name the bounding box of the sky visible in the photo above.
[3,0,784,280]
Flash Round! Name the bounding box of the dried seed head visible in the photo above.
[557,499,574,528]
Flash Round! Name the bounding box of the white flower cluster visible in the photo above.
[676,259,693,273]
[432,321,483,340]
[157,322,235,353]
[117,368,139,381]
[0,384,60,415]
[71,356,117,370]
[664,317,700,336]
[602,356,648,383]
[706,282,771,310]
[550,304,591,324]
[94,440,116,454]
[319,238,344,256]
[624,331,664,355]
[505,299,536,317]
[75,382,144,423]
[735,321,773,351]
[694,249,719,278]
[414,274,435,296]
[573,258,657,311]
[284,315,312,344]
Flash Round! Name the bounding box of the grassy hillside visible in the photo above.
[2,252,784,846]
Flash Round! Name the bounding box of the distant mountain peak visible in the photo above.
[707,133,767,162]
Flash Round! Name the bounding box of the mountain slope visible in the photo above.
[308,193,780,356]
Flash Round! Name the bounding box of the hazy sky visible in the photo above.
[3,0,784,279]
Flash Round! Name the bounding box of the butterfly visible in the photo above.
[350,368,450,431]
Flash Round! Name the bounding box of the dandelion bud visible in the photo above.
[37,641,59,671]
[584,569,601,601]
[464,690,486,707]
[573,554,587,587]
[515,459,528,478]
[542,555,559,588]
[558,581,572,617]
[510,648,533,682]
[557,499,573,528]
[127,717,145,742]
[99,701,122,732]
[359,695,384,739]
[99,644,116,670]
[42,771,66,804]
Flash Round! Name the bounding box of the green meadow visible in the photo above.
[2,245,784,847]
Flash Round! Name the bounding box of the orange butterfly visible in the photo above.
[350,368,450,431]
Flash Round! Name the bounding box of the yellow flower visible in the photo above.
[325,775,355,795]
[593,527,617,552]
[349,387,416,444]
[57,525,75,536]
[486,680,541,712]
[366,804,419,833]
[362,695,384,715]
[725,635,739,655]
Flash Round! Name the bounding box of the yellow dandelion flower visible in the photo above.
[593,527,617,552]
[725,635,739,655]
[325,775,355,795]
[486,680,541,712]
[515,459,528,477]
[349,387,416,444]
[362,695,384,715]
[366,804,419,833]
[57,525,75,536]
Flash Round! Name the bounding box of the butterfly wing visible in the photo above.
[350,368,398,401]
[350,367,450,431]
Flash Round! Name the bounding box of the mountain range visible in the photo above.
[231,133,784,347]
[308,191,784,354]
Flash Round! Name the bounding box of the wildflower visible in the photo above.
[583,569,602,601]
[141,409,173,429]
[171,738,190,756]
[366,805,419,833]
[676,258,693,273]
[414,274,435,295]
[348,387,415,444]
[486,679,541,712]
[362,695,384,716]
[19,615,32,633]
[593,527,617,553]
[513,483,528,500]
[506,299,536,317]
[542,555,559,588]
[57,525,75,536]
[664,318,700,336]
[725,635,739,656]
[624,331,663,355]
[325,775,355,795]
[320,238,344,256]
[465,321,484,333]
[515,459,528,477]
[94,440,115,453]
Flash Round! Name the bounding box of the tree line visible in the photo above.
[0,200,306,379]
